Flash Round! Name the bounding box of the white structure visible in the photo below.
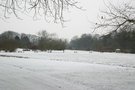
[16,48,24,53]
[115,49,121,53]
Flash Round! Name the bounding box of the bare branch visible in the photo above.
[0,0,81,23]
[95,1,135,32]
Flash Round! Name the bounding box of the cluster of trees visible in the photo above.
[99,30,135,53]
[0,31,32,52]
[37,31,67,51]
[69,27,135,53]
[69,34,99,51]
[0,31,67,52]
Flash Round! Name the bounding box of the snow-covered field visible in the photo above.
[0,50,135,90]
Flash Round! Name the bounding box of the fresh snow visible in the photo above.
[0,50,135,90]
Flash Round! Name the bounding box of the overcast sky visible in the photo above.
[0,0,130,40]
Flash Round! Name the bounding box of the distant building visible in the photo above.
[115,49,121,53]
[16,48,24,53]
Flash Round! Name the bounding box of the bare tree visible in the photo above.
[0,0,81,23]
[94,1,135,32]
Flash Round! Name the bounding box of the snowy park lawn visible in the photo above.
[0,50,135,90]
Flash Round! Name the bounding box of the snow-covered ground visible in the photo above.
[0,50,135,90]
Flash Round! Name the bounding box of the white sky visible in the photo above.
[0,0,130,40]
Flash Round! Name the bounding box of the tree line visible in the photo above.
[69,26,135,53]
[1,27,135,53]
[0,31,67,52]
